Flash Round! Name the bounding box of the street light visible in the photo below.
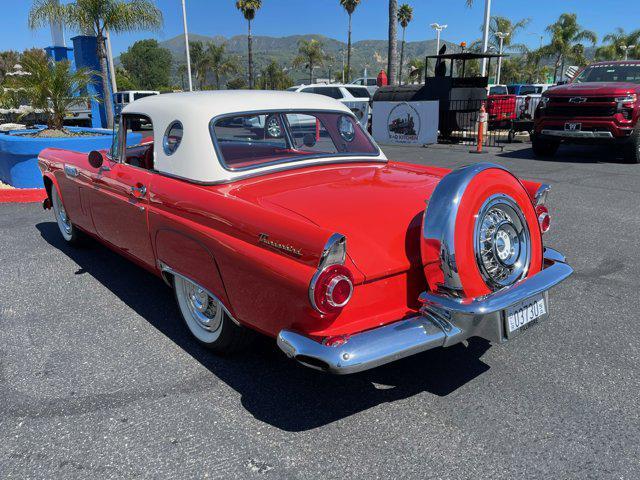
[495,31,509,84]
[620,45,635,60]
[181,0,193,91]
[430,23,448,53]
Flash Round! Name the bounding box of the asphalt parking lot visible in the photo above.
[1,142,639,479]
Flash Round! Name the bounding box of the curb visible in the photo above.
[0,188,47,204]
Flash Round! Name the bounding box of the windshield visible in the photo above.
[210,111,379,171]
[573,63,640,84]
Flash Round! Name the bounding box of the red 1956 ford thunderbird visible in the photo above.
[38,91,572,374]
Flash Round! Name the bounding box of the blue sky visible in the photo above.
[4,0,640,55]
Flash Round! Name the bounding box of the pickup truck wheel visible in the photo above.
[532,136,560,158]
[173,275,254,353]
[51,186,81,245]
[623,129,640,164]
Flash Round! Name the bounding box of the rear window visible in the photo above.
[210,111,379,171]
[489,86,508,95]
[133,92,156,101]
[507,86,517,94]
[518,85,537,95]
[345,87,370,98]
[311,87,343,99]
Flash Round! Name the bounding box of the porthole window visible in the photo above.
[163,121,183,156]
[338,115,355,142]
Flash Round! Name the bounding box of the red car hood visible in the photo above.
[548,82,640,96]
[227,161,449,280]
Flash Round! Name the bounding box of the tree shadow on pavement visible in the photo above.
[37,221,491,432]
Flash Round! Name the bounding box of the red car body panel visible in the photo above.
[487,94,517,123]
[39,148,544,340]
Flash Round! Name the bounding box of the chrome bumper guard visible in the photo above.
[277,248,572,374]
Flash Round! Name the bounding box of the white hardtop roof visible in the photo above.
[122,90,352,119]
[120,90,382,184]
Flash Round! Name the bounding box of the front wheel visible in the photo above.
[532,135,560,158]
[173,275,254,353]
[623,129,640,164]
[51,186,81,245]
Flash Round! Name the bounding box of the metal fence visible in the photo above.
[438,96,543,147]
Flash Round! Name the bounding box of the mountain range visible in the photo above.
[152,33,463,82]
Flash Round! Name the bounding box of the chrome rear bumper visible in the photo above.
[277,248,572,374]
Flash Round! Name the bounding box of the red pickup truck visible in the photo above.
[532,61,640,163]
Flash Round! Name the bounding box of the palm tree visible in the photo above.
[8,52,94,130]
[28,0,162,129]
[0,51,21,84]
[488,16,530,52]
[596,28,640,60]
[544,13,596,83]
[207,43,240,89]
[235,0,262,89]
[189,41,209,89]
[397,4,413,85]
[339,0,361,83]
[387,0,398,85]
[292,39,331,84]
[257,60,293,90]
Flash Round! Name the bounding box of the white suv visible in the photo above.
[287,84,371,127]
[350,77,379,96]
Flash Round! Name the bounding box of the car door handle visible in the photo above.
[130,184,147,199]
[64,165,78,178]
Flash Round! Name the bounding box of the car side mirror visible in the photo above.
[88,150,104,169]
[302,133,317,148]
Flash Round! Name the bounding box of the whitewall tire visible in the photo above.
[51,186,80,244]
[173,274,254,353]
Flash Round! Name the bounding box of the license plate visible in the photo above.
[565,122,581,131]
[505,294,548,336]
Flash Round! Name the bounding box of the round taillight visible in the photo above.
[310,265,354,314]
[536,205,550,234]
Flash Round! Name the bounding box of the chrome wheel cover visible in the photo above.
[175,275,223,343]
[474,194,531,289]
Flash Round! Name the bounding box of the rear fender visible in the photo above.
[154,229,232,316]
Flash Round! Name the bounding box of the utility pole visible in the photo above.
[430,23,448,53]
[181,0,193,91]
[495,31,509,84]
[480,0,492,76]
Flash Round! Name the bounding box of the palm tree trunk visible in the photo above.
[553,53,561,83]
[347,13,352,82]
[387,0,398,85]
[97,33,114,129]
[560,55,565,82]
[309,61,313,84]
[248,19,253,89]
[215,71,220,89]
[399,27,406,85]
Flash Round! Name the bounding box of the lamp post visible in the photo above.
[181,0,193,91]
[620,45,635,60]
[480,0,492,76]
[430,23,448,53]
[495,31,509,84]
